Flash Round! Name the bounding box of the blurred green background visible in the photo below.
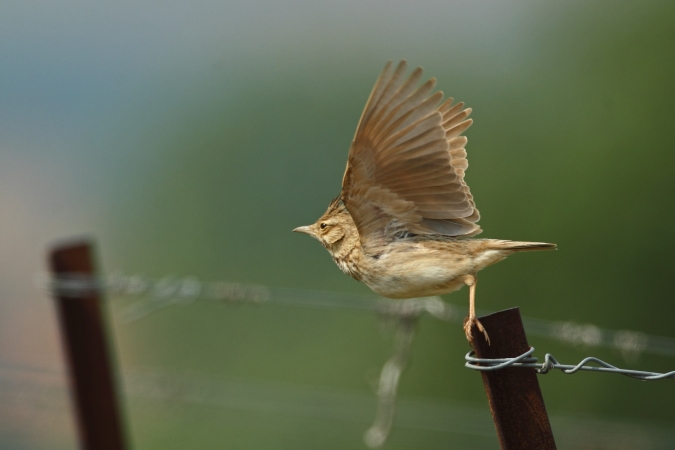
[2,0,675,448]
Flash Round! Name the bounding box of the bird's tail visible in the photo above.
[488,240,557,253]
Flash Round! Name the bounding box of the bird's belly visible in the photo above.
[362,258,468,299]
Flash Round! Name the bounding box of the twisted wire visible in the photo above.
[465,347,675,381]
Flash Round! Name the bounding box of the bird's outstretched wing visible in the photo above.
[341,60,481,251]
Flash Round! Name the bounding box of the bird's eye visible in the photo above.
[320,223,327,229]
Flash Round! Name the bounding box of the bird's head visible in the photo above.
[293,197,357,250]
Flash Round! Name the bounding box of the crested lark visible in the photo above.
[294,61,555,343]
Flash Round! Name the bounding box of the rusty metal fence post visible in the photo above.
[471,307,556,449]
[49,240,127,450]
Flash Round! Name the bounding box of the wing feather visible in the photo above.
[342,61,481,250]
[445,119,473,139]
[442,101,465,120]
[442,108,472,129]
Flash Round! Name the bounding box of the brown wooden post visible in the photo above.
[471,307,556,449]
[49,240,127,450]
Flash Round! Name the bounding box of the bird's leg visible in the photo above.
[462,275,490,345]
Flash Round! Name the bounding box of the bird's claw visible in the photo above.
[464,315,490,345]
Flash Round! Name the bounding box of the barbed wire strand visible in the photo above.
[38,272,675,360]
[465,347,675,380]
[364,316,416,448]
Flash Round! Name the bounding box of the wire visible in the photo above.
[465,347,675,381]
[37,272,675,360]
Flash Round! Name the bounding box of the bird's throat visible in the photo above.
[328,236,364,281]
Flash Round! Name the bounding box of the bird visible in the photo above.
[293,60,555,344]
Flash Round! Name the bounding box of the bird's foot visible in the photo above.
[463,315,490,345]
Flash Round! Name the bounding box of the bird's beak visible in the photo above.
[293,225,314,235]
